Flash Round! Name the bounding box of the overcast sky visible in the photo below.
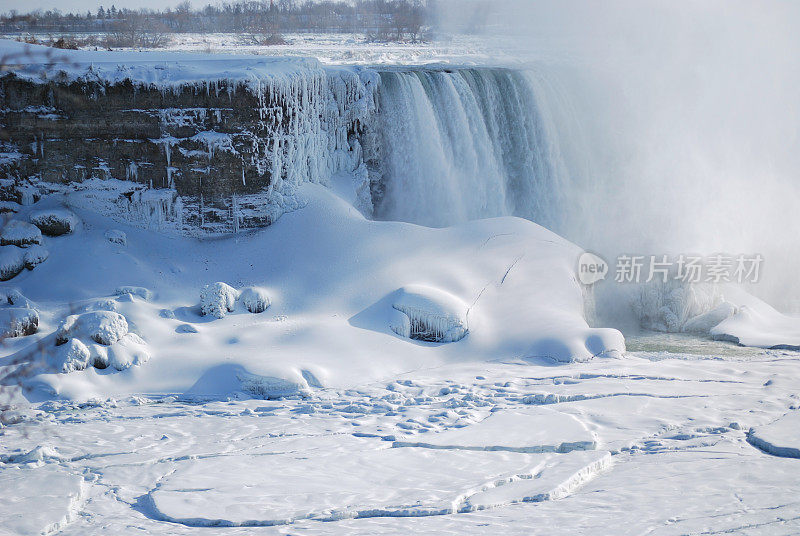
[1,0,207,15]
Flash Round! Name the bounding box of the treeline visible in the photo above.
[0,0,486,46]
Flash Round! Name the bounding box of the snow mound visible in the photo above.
[711,304,800,350]
[0,287,34,308]
[747,412,800,458]
[176,323,198,334]
[23,245,49,270]
[239,286,271,314]
[238,370,308,399]
[57,311,129,346]
[0,245,25,280]
[0,307,38,338]
[29,209,78,236]
[683,302,738,334]
[104,229,127,246]
[0,220,42,247]
[200,282,239,319]
[52,339,92,373]
[114,286,154,301]
[391,285,468,343]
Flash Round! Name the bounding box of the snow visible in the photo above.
[29,209,78,236]
[0,307,38,338]
[57,311,129,346]
[747,412,800,458]
[199,282,239,319]
[22,244,49,269]
[712,303,800,350]
[239,286,271,314]
[104,229,127,245]
[0,245,25,280]
[0,220,42,247]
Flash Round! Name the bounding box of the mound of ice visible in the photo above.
[114,286,153,301]
[390,285,469,343]
[0,245,25,280]
[0,307,38,338]
[200,282,239,319]
[632,281,725,333]
[23,245,49,269]
[239,286,271,314]
[29,209,78,236]
[104,229,127,246]
[747,412,800,458]
[56,311,129,346]
[0,220,42,247]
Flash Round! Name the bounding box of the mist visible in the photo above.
[451,0,800,313]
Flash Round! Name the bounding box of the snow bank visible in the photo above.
[390,285,469,343]
[200,282,239,319]
[711,304,800,350]
[29,209,78,236]
[0,220,42,247]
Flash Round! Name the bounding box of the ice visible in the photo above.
[632,280,724,333]
[29,209,78,236]
[393,407,596,453]
[199,282,239,319]
[0,220,42,247]
[238,286,271,314]
[747,412,800,458]
[711,303,800,350]
[683,301,738,334]
[0,466,86,536]
[391,285,469,343]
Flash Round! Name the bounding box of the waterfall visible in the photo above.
[369,68,570,231]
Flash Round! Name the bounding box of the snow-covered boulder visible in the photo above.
[0,307,38,338]
[0,287,34,308]
[23,245,49,270]
[239,286,271,313]
[104,229,127,246]
[106,333,150,370]
[52,339,92,373]
[29,209,78,236]
[56,311,129,346]
[0,220,42,247]
[200,282,239,319]
[390,285,469,343]
[0,246,25,281]
[115,286,153,301]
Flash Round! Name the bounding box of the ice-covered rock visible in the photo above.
[632,281,724,333]
[104,229,127,246]
[56,311,129,346]
[390,285,468,343]
[0,246,25,280]
[238,286,271,313]
[683,302,738,334]
[0,220,42,247]
[200,282,239,319]
[0,307,38,337]
[23,245,49,269]
[114,286,153,301]
[29,209,78,236]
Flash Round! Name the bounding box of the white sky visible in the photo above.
[1,0,207,15]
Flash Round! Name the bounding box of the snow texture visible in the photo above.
[104,229,127,245]
[747,412,800,458]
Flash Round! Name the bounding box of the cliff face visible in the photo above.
[1,62,378,234]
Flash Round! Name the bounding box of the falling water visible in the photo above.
[370,68,569,231]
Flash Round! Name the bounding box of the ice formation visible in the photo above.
[391,285,469,343]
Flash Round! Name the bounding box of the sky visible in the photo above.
[1,0,206,15]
